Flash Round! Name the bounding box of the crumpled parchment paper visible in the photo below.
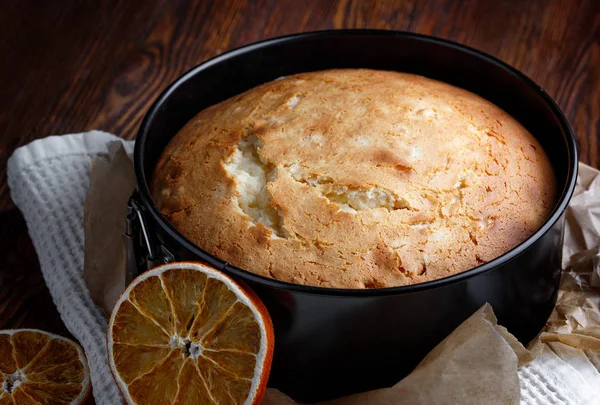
[83,142,136,315]
[83,146,600,404]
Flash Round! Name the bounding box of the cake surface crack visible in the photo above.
[223,134,285,237]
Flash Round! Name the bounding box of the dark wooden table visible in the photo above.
[0,0,598,354]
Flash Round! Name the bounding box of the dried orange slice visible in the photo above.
[107,262,274,405]
[0,329,91,404]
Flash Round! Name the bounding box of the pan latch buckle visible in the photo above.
[125,190,174,284]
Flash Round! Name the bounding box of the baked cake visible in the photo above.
[152,69,556,288]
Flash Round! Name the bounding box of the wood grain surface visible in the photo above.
[0,0,598,388]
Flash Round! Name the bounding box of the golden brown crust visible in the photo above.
[152,69,556,289]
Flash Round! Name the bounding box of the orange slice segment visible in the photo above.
[108,262,274,405]
[0,329,91,405]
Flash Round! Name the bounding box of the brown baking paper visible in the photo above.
[84,151,600,404]
[83,142,136,315]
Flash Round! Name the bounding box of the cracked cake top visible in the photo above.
[152,69,556,289]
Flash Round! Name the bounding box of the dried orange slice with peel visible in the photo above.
[108,262,274,405]
[0,329,91,404]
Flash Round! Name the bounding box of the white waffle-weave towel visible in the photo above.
[6,131,599,405]
[7,131,131,405]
